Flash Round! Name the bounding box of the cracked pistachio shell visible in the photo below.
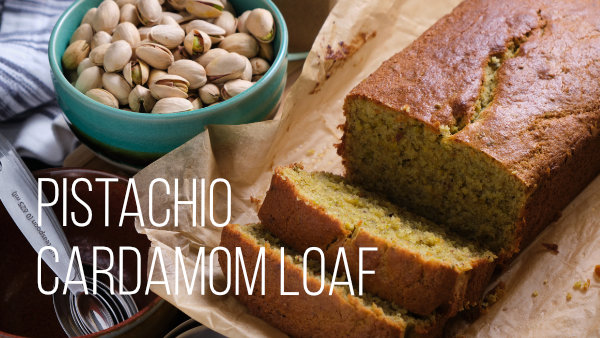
[258,41,273,61]
[86,88,119,108]
[168,59,206,89]
[250,57,269,75]
[136,0,162,26]
[77,57,95,75]
[246,8,274,43]
[183,29,211,56]
[138,26,152,40]
[116,0,137,7]
[149,24,185,49]
[123,59,150,86]
[91,31,112,50]
[89,43,110,65]
[185,0,223,19]
[102,72,132,105]
[219,33,258,58]
[150,74,189,99]
[148,69,167,85]
[205,52,245,83]
[112,22,141,47]
[103,40,132,72]
[241,56,252,81]
[221,79,252,99]
[237,10,250,33]
[92,0,120,33]
[81,8,97,26]
[159,15,179,26]
[70,23,93,45]
[120,4,140,25]
[167,0,187,10]
[173,45,190,61]
[162,12,186,24]
[62,40,90,70]
[214,11,236,36]
[198,83,219,104]
[135,42,174,69]
[128,85,156,113]
[195,47,227,67]
[75,66,103,93]
[190,96,202,109]
[185,20,225,43]
[152,97,193,113]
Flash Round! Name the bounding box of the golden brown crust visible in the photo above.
[258,168,496,316]
[219,224,414,338]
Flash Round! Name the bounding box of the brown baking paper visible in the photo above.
[133,0,600,336]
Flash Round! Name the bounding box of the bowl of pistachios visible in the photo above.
[49,0,288,169]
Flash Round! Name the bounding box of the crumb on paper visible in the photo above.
[595,265,600,278]
[249,195,262,212]
[306,149,316,156]
[543,279,548,285]
[573,279,591,292]
[532,291,538,297]
[542,242,559,254]
[566,292,572,301]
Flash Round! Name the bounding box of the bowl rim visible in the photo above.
[48,0,289,121]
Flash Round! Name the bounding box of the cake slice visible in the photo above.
[339,0,600,259]
[219,223,447,338]
[258,166,496,316]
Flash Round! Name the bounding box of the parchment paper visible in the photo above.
[134,0,600,336]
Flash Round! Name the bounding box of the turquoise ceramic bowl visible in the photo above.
[49,0,288,169]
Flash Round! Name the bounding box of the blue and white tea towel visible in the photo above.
[0,0,78,165]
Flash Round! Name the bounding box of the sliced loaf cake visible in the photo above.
[258,166,496,316]
[220,223,447,338]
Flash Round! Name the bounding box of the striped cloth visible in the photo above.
[0,0,78,165]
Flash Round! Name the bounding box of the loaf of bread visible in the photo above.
[219,223,447,338]
[258,166,496,316]
[339,0,600,259]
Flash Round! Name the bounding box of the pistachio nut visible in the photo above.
[92,0,120,33]
[136,0,162,26]
[102,72,132,105]
[112,22,141,47]
[241,56,252,81]
[190,97,202,109]
[123,59,150,86]
[258,41,273,61]
[150,74,190,99]
[128,85,156,113]
[185,0,224,19]
[246,8,274,43]
[116,0,137,7]
[103,40,133,72]
[77,57,95,75]
[250,57,269,75]
[81,8,97,26]
[168,59,207,89]
[172,45,190,61]
[91,31,112,50]
[183,29,211,56]
[149,24,185,49]
[236,10,250,33]
[148,69,167,85]
[185,20,225,43]
[62,40,90,70]
[89,43,110,66]
[205,52,246,83]
[86,88,119,108]
[167,0,186,10]
[138,26,152,40]
[214,11,236,36]
[198,83,220,104]
[195,47,227,67]
[75,66,104,93]
[135,42,174,69]
[152,97,193,113]
[219,33,258,58]
[221,79,252,99]
[159,15,179,27]
[120,4,140,25]
[70,24,93,45]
